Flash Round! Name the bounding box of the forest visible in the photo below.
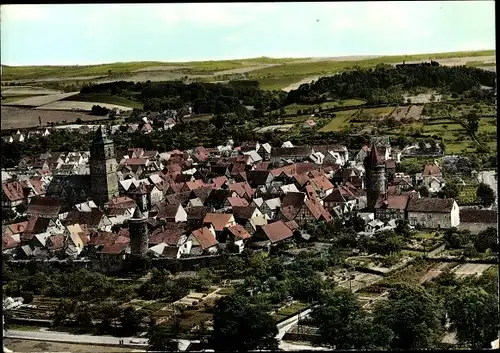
[285,63,496,105]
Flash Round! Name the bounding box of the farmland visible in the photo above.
[35,101,133,112]
[2,50,495,91]
[1,92,79,107]
[62,93,144,109]
[1,106,108,130]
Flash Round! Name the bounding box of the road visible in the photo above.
[4,329,190,351]
[478,170,497,205]
[5,326,329,352]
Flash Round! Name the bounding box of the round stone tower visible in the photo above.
[364,143,386,211]
[129,207,149,257]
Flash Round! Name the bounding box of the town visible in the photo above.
[1,2,498,352]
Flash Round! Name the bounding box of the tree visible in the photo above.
[443,228,471,248]
[148,325,179,352]
[446,286,499,349]
[473,227,497,253]
[418,185,430,197]
[438,183,460,199]
[465,112,480,136]
[75,302,94,328]
[313,289,392,349]
[211,294,279,352]
[120,306,145,336]
[53,299,77,326]
[476,182,495,207]
[372,284,443,349]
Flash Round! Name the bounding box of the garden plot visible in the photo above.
[2,92,79,107]
[35,101,133,112]
[405,105,424,120]
[404,93,442,104]
[450,263,493,279]
[254,124,295,133]
[390,106,410,120]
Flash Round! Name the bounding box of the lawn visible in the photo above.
[1,95,42,104]
[414,232,437,240]
[478,118,497,133]
[319,109,360,132]
[63,93,144,109]
[359,106,396,117]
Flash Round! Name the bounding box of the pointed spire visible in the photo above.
[92,125,112,145]
[132,206,145,220]
[365,142,383,167]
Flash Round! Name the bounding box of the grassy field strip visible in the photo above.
[34,100,134,112]
[1,87,62,96]
[2,91,80,107]
[63,93,144,109]
[319,109,360,132]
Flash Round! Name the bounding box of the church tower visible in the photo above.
[364,143,386,211]
[129,207,149,257]
[90,126,119,207]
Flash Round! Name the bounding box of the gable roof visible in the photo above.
[228,181,254,198]
[150,227,183,246]
[203,213,233,231]
[407,197,456,213]
[156,203,182,219]
[27,196,62,217]
[226,196,249,208]
[227,224,251,240]
[190,227,218,249]
[423,163,442,177]
[375,195,410,210]
[232,206,257,220]
[261,221,294,243]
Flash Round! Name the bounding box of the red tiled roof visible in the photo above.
[190,227,218,249]
[6,221,28,235]
[47,234,65,250]
[203,213,233,231]
[2,181,25,202]
[106,196,136,209]
[284,220,300,231]
[227,224,251,240]
[88,232,117,247]
[228,182,254,198]
[254,161,270,171]
[226,197,249,207]
[100,242,129,254]
[310,175,334,192]
[3,234,20,250]
[261,221,294,243]
[423,164,442,177]
[185,179,205,191]
[150,228,183,246]
[211,176,228,189]
[375,195,410,210]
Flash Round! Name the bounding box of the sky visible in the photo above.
[0,1,496,66]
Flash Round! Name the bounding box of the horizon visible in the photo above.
[1,2,496,66]
[0,50,497,68]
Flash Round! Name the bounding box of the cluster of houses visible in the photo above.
[2,131,497,265]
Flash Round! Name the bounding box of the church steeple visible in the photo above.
[89,125,119,207]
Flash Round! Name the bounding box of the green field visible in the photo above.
[458,185,478,204]
[465,61,496,68]
[1,95,43,104]
[319,109,360,132]
[62,93,144,109]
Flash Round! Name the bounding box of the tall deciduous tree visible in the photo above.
[372,284,443,349]
[446,286,499,349]
[211,294,278,352]
[148,325,179,352]
[313,289,392,349]
[476,182,495,207]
